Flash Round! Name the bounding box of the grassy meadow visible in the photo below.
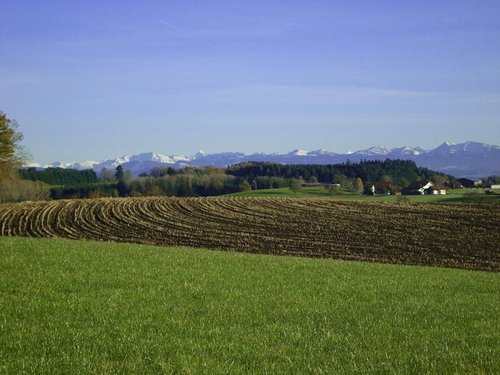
[230,186,500,203]
[1,237,498,374]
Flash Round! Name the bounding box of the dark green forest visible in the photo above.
[19,168,98,185]
[226,159,447,188]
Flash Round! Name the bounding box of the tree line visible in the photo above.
[11,159,457,200]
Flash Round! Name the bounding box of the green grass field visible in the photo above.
[1,237,498,374]
[230,186,500,203]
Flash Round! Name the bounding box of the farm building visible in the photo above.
[429,185,448,195]
[491,184,500,189]
[401,181,447,195]
[457,178,482,188]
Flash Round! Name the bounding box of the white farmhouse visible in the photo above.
[429,185,448,195]
[402,181,447,195]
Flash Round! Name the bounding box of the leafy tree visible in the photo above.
[100,167,115,181]
[326,184,342,195]
[353,178,364,194]
[123,169,133,183]
[0,179,50,203]
[150,166,175,178]
[0,112,24,180]
[0,113,53,202]
[114,166,127,196]
[431,174,448,186]
[289,178,303,194]
[400,177,410,189]
[239,179,252,192]
[113,166,133,197]
[333,174,348,186]
[202,175,225,195]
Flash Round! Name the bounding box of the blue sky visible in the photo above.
[1,0,500,163]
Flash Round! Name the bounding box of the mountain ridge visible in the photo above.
[28,141,500,179]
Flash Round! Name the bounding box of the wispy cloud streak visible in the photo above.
[158,19,183,32]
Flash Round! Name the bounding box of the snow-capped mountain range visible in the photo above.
[28,141,500,178]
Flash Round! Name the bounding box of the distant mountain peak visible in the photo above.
[356,146,390,155]
[391,146,425,156]
[309,149,336,156]
[27,141,500,178]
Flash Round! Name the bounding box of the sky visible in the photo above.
[1,0,500,163]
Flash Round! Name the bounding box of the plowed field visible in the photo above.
[0,197,498,271]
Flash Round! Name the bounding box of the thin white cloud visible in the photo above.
[158,19,183,32]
